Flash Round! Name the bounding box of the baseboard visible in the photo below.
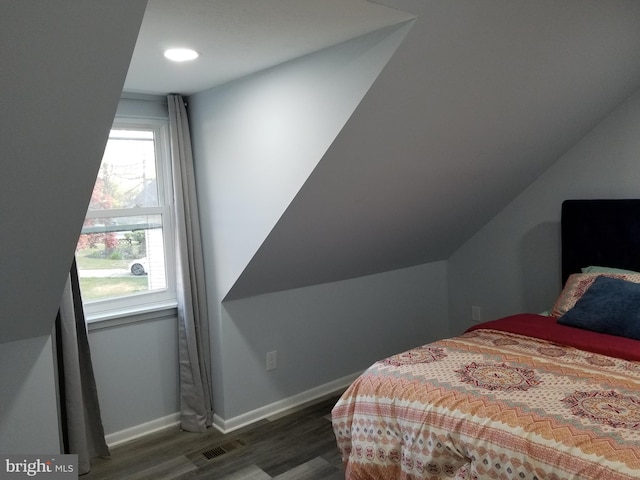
[104,371,362,445]
[105,412,181,448]
[212,370,362,434]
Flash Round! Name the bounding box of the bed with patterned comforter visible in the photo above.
[332,314,640,480]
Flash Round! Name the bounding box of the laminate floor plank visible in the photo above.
[217,465,271,480]
[121,456,198,480]
[272,457,342,480]
[84,396,345,480]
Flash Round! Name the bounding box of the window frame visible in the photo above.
[81,117,177,322]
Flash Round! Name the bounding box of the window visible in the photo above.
[76,119,176,320]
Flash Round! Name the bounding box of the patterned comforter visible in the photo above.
[332,314,640,480]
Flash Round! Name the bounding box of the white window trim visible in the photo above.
[82,117,177,324]
[86,301,178,331]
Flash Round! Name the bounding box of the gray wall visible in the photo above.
[188,25,450,423]
[217,261,448,422]
[87,264,447,439]
[0,336,60,453]
[448,87,640,335]
[87,264,447,437]
[0,0,146,454]
[84,34,428,438]
[189,24,410,302]
[85,96,181,440]
[88,314,179,439]
[50,8,640,443]
[0,0,146,345]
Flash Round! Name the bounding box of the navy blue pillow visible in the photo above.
[558,275,640,340]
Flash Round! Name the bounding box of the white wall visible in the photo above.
[448,88,640,335]
[0,336,60,453]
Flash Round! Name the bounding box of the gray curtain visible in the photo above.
[168,93,214,432]
[56,259,109,475]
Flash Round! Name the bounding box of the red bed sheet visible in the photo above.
[467,313,640,362]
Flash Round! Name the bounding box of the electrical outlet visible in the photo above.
[266,350,277,371]
[471,306,482,322]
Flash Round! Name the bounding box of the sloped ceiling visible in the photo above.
[227,0,640,299]
[188,22,414,302]
[0,1,147,343]
[124,0,415,95]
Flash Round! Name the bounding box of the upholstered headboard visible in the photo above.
[561,199,640,285]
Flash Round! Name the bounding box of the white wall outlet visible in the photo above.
[266,350,277,371]
[471,306,482,322]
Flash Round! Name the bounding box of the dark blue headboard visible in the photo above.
[561,199,640,285]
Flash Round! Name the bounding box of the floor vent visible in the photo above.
[201,440,244,460]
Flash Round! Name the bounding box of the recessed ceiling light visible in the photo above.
[164,48,199,62]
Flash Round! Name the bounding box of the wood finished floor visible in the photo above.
[83,396,345,480]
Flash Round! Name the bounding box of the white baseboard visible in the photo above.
[105,412,180,448]
[212,371,362,434]
[104,371,362,446]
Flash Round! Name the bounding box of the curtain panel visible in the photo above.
[55,259,109,475]
[167,93,214,431]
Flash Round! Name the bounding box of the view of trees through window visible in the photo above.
[76,128,169,304]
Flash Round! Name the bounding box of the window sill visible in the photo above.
[86,301,178,331]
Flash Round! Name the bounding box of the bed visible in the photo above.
[332,199,640,480]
